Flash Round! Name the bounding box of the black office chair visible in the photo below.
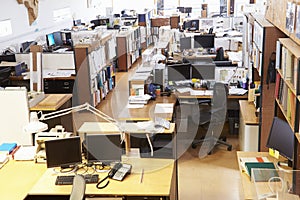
[191,82,232,156]
[69,174,86,200]
[0,67,11,87]
[214,47,225,61]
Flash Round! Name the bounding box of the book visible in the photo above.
[0,154,9,169]
[245,162,277,181]
[0,143,17,154]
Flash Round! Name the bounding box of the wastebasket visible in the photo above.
[228,110,239,135]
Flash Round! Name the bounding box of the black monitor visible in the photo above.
[184,7,192,16]
[183,19,199,31]
[85,133,122,166]
[53,31,63,46]
[180,37,192,51]
[266,117,294,167]
[21,41,37,53]
[177,7,185,13]
[46,33,55,47]
[191,64,215,80]
[194,34,215,49]
[45,136,82,169]
[167,63,191,81]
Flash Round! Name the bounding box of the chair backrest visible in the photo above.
[210,82,228,124]
[0,67,11,87]
[70,175,86,200]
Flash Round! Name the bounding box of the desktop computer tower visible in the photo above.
[154,68,166,91]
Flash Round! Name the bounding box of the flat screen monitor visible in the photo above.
[167,63,191,81]
[194,34,215,49]
[46,33,55,47]
[184,7,192,14]
[191,64,215,80]
[53,31,63,46]
[85,133,122,166]
[45,136,82,169]
[183,19,199,31]
[180,37,192,51]
[266,117,294,167]
[21,41,37,53]
[177,7,185,13]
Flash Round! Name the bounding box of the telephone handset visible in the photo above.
[108,163,132,181]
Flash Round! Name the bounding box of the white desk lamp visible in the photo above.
[24,102,156,156]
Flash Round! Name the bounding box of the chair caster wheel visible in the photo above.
[227,146,232,151]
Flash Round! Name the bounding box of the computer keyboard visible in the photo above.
[55,174,99,185]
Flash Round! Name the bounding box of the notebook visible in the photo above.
[245,162,277,182]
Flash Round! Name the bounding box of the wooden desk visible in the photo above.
[30,94,72,111]
[77,122,176,158]
[28,158,177,199]
[30,94,73,131]
[118,95,177,121]
[0,160,46,199]
[175,90,248,100]
[236,151,287,199]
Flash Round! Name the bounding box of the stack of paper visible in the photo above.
[13,146,37,161]
[0,154,9,169]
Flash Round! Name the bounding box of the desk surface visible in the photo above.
[118,95,177,121]
[236,151,287,199]
[175,89,248,99]
[30,94,72,111]
[0,160,47,199]
[28,157,176,198]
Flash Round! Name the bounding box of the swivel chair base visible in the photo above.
[191,136,232,154]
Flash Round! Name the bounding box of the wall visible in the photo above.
[0,0,91,52]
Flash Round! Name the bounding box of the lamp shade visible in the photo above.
[24,112,48,133]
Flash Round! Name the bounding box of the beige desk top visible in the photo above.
[118,95,177,121]
[0,160,46,199]
[236,151,288,199]
[28,157,176,198]
[30,94,72,111]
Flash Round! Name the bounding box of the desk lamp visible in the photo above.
[24,102,156,157]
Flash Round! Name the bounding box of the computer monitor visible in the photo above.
[194,34,215,49]
[45,136,82,169]
[167,63,191,81]
[184,7,192,17]
[85,133,122,166]
[21,41,37,53]
[183,19,199,31]
[53,31,63,46]
[177,7,185,13]
[180,37,192,51]
[46,33,55,47]
[266,117,294,167]
[0,54,16,62]
[191,64,215,80]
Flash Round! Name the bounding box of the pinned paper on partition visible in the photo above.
[269,148,280,159]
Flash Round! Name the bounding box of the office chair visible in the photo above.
[214,47,225,61]
[191,82,232,156]
[0,67,11,87]
[69,174,86,200]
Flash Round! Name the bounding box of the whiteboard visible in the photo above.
[0,88,32,145]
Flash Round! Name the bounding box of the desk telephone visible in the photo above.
[96,163,132,189]
[108,162,132,181]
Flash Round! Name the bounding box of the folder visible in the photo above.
[0,143,17,154]
[245,162,277,181]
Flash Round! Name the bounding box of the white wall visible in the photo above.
[0,0,90,52]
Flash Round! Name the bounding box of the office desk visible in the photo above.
[28,158,177,199]
[0,160,46,199]
[118,95,177,121]
[175,90,248,100]
[236,151,287,199]
[30,94,73,131]
[77,122,176,158]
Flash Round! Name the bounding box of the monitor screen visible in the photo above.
[191,64,215,80]
[177,7,185,13]
[53,31,63,46]
[180,37,192,51]
[46,33,55,47]
[266,117,294,163]
[85,133,122,166]
[167,63,191,81]
[194,34,215,49]
[0,54,16,62]
[21,41,37,53]
[45,136,82,168]
[183,19,199,31]
[184,7,192,14]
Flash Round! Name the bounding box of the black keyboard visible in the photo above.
[55,174,99,185]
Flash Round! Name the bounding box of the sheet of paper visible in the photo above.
[190,90,213,96]
[154,103,174,114]
[176,87,192,93]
